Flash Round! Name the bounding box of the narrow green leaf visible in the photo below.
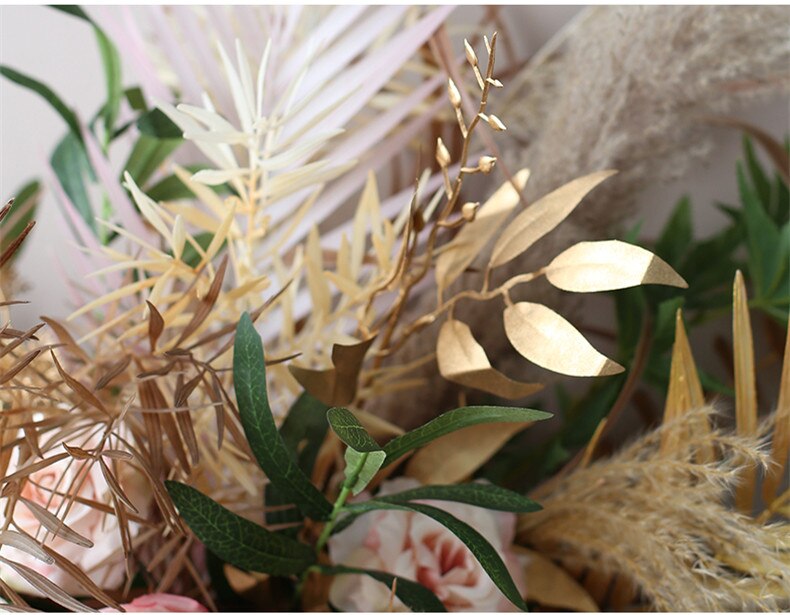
[344,501,527,611]
[124,135,181,187]
[266,393,329,533]
[124,86,147,111]
[343,448,386,496]
[654,196,693,266]
[54,6,123,137]
[0,65,81,138]
[94,27,122,135]
[738,164,781,297]
[327,407,381,453]
[280,392,329,475]
[165,481,315,576]
[137,108,182,139]
[382,406,552,468]
[51,132,95,233]
[743,136,771,205]
[375,483,542,513]
[233,313,332,520]
[176,232,225,269]
[320,565,446,612]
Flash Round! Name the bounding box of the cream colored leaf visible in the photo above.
[199,200,237,267]
[123,172,172,241]
[490,170,616,268]
[324,270,362,298]
[171,215,186,260]
[305,226,330,318]
[406,422,529,484]
[435,169,530,292]
[514,547,599,612]
[503,302,623,377]
[545,240,687,293]
[437,320,543,399]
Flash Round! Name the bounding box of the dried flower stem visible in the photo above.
[367,33,501,368]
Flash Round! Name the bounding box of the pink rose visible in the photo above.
[0,429,148,595]
[328,478,527,612]
[101,593,208,612]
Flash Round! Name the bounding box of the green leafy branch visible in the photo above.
[165,312,551,611]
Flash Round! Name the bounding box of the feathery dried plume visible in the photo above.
[519,406,789,612]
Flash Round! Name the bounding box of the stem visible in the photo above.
[296,451,367,605]
[315,484,351,554]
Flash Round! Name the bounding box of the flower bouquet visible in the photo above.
[1,6,788,613]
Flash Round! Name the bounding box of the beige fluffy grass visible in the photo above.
[518,406,790,612]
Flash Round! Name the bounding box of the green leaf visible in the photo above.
[94,28,122,136]
[654,196,693,266]
[233,313,332,520]
[52,6,123,138]
[124,135,181,188]
[382,406,552,468]
[344,501,527,611]
[266,393,329,533]
[327,408,387,495]
[124,87,147,112]
[280,393,329,475]
[176,232,225,269]
[319,565,446,612]
[327,407,381,453]
[165,481,315,576]
[137,108,182,139]
[739,164,786,301]
[743,136,771,205]
[51,132,96,233]
[0,64,81,138]
[1,180,40,257]
[375,483,541,513]
[343,448,386,496]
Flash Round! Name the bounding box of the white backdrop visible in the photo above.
[1,5,787,326]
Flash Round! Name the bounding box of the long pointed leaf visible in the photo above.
[344,501,527,610]
[233,313,332,519]
[166,481,315,576]
[320,564,446,612]
[382,406,551,467]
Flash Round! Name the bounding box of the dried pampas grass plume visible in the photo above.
[518,406,790,612]
[505,5,790,232]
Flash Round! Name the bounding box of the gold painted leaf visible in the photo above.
[405,422,528,485]
[435,169,530,292]
[764,319,789,506]
[515,547,599,612]
[545,240,687,293]
[662,309,712,461]
[489,170,616,269]
[503,302,623,377]
[289,337,375,406]
[733,270,757,512]
[437,319,543,399]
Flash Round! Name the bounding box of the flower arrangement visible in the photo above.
[1,6,788,613]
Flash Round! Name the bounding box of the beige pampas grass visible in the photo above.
[518,406,790,612]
